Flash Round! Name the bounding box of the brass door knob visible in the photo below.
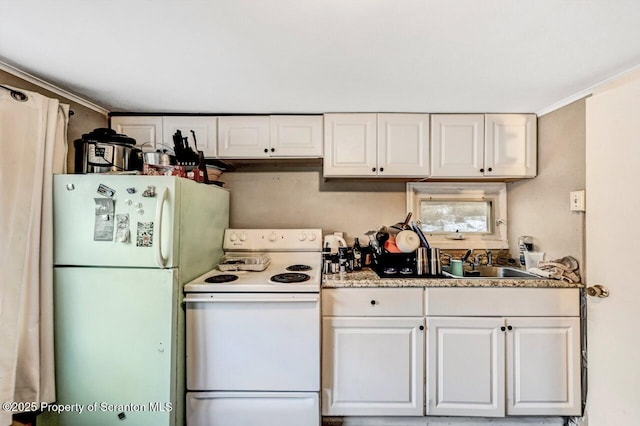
[587,285,609,298]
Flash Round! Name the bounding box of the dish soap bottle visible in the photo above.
[518,236,533,266]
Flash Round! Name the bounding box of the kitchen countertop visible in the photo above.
[322,268,584,289]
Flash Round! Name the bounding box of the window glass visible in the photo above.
[419,200,492,233]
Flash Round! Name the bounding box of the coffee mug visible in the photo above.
[450,259,463,276]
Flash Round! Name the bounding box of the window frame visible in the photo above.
[406,182,508,249]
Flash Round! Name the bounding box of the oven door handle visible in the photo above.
[183,295,319,304]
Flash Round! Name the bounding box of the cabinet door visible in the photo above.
[430,114,485,177]
[377,113,430,177]
[111,116,163,150]
[163,116,217,158]
[484,114,537,178]
[506,317,581,416]
[426,317,505,417]
[323,113,377,176]
[218,116,270,158]
[270,115,323,157]
[322,316,424,416]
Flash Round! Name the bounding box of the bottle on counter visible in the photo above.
[338,246,349,274]
[352,238,362,270]
[518,236,533,267]
[322,244,333,275]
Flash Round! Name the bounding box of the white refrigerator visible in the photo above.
[52,174,229,426]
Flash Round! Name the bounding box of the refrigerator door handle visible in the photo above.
[155,187,169,267]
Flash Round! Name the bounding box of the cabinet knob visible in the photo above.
[370,300,376,305]
[371,167,376,172]
[500,326,506,331]
[507,325,513,331]
[271,148,275,152]
[264,148,268,153]
[480,168,485,173]
[379,167,384,172]
[488,167,493,172]
[419,325,424,331]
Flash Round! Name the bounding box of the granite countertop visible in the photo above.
[322,268,584,289]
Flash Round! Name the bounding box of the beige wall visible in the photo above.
[1,69,107,171]
[507,99,586,263]
[226,104,587,259]
[224,167,407,244]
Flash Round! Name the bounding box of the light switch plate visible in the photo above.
[570,190,586,212]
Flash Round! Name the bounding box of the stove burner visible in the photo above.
[286,264,312,272]
[205,274,239,284]
[270,273,311,283]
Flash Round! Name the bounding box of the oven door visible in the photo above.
[185,292,320,391]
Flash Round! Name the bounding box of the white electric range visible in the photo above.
[184,229,322,426]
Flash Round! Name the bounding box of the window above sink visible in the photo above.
[406,182,508,250]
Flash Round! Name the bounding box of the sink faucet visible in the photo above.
[485,249,493,266]
[473,253,484,267]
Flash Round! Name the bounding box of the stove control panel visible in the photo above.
[223,229,322,251]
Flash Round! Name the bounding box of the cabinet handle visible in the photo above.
[500,326,506,331]
[507,325,513,331]
[264,148,268,153]
[371,167,376,172]
[488,167,493,172]
[271,148,275,152]
[480,168,485,173]
[419,325,424,331]
[379,167,384,172]
[370,300,376,305]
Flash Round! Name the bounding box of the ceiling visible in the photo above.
[2,0,640,115]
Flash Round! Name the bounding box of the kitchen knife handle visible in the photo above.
[155,187,169,267]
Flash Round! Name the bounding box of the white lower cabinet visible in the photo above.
[506,317,581,416]
[425,288,581,418]
[322,288,425,416]
[426,317,505,417]
[321,287,581,420]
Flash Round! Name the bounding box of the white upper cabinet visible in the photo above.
[431,114,485,177]
[162,116,217,158]
[111,116,218,157]
[430,114,537,178]
[324,113,430,177]
[323,113,377,176]
[485,114,537,178]
[111,116,163,150]
[218,115,323,159]
[270,115,323,157]
[377,113,430,177]
[217,116,270,158]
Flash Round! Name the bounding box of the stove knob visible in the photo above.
[229,233,238,242]
[298,233,307,241]
[268,232,278,242]
[240,233,248,242]
[308,233,317,241]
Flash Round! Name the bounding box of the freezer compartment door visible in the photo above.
[185,293,320,391]
[54,267,178,426]
[53,174,179,268]
[186,392,319,426]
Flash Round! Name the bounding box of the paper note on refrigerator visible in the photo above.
[94,198,115,241]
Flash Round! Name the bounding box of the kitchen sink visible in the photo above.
[443,266,540,279]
